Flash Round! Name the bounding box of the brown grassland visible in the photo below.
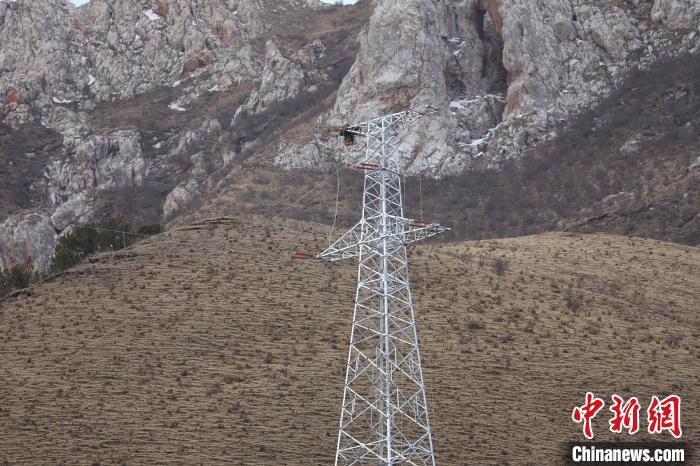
[0,217,698,465]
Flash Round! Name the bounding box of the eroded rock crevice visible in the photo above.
[445,0,509,159]
[474,0,508,93]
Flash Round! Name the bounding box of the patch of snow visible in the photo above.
[689,156,700,171]
[460,138,487,147]
[168,102,186,112]
[469,94,505,105]
[449,94,506,112]
[453,50,462,56]
[602,192,628,204]
[52,97,73,104]
[448,37,462,43]
[172,80,181,87]
[154,142,162,149]
[88,74,96,86]
[144,9,161,21]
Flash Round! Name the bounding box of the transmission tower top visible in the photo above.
[337,107,438,148]
[315,107,447,263]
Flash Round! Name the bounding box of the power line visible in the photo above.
[419,168,424,221]
[60,311,143,365]
[328,164,341,247]
[266,163,346,224]
[42,160,346,365]
[4,149,343,247]
[133,126,248,151]
[70,224,151,237]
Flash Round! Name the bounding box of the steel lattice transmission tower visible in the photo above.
[309,109,448,465]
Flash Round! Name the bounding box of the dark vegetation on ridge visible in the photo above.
[0,218,161,298]
[49,218,162,276]
[0,265,38,297]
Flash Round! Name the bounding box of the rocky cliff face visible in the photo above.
[0,0,366,272]
[0,0,698,272]
[0,0,322,116]
[276,0,699,175]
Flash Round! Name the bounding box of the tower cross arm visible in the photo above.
[316,221,365,262]
[401,221,450,246]
[315,219,449,262]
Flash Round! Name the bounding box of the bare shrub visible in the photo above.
[492,258,509,275]
[665,334,682,348]
[467,320,485,331]
[564,290,583,311]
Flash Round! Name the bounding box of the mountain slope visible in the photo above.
[0,0,372,272]
[182,53,700,248]
[1,0,698,272]
[278,0,699,175]
[415,53,700,245]
[0,218,697,464]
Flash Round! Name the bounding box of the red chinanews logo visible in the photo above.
[572,393,682,439]
[609,394,641,435]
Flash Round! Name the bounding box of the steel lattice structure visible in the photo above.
[312,109,448,465]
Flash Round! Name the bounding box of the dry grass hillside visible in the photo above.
[0,217,698,465]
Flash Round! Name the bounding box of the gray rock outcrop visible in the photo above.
[275,0,699,175]
[0,0,338,271]
[0,211,57,274]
